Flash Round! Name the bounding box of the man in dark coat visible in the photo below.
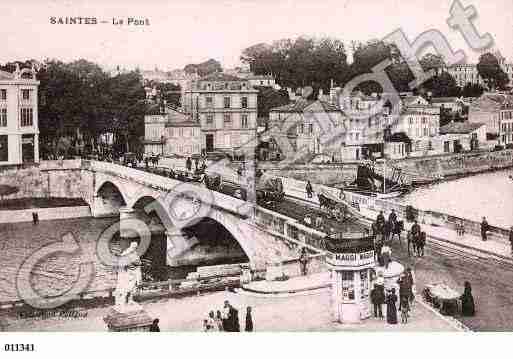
[229,304,240,332]
[186,157,192,172]
[306,181,313,198]
[397,273,412,310]
[376,211,385,228]
[386,288,398,324]
[481,217,489,241]
[370,284,385,319]
[149,318,160,332]
[222,301,232,331]
[388,209,397,226]
[245,306,253,332]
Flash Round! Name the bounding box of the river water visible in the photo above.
[396,169,513,229]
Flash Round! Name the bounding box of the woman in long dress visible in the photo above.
[386,288,398,324]
[460,281,475,316]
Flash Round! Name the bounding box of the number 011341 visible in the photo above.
[4,344,35,352]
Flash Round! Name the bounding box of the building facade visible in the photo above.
[436,122,486,153]
[184,73,258,156]
[0,66,39,165]
[269,99,346,161]
[469,93,513,137]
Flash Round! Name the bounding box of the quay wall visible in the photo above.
[0,206,92,224]
[0,160,94,204]
[390,150,513,178]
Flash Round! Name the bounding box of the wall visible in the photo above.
[259,163,357,186]
[391,149,513,178]
[0,205,91,223]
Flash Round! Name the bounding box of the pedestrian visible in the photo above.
[149,318,160,332]
[215,310,224,331]
[202,319,210,332]
[32,212,39,225]
[460,281,475,316]
[222,300,231,331]
[144,156,149,169]
[381,243,391,269]
[383,220,391,242]
[481,217,489,241]
[376,211,385,229]
[374,233,383,263]
[418,232,426,257]
[299,248,309,276]
[405,267,415,306]
[509,226,513,256]
[207,311,217,331]
[229,303,240,332]
[400,296,410,324]
[245,306,253,332]
[194,157,199,171]
[186,157,192,172]
[385,288,398,325]
[304,214,312,226]
[315,215,323,229]
[397,272,411,311]
[370,283,385,319]
[306,180,313,198]
[388,209,397,226]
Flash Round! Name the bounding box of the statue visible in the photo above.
[114,241,142,312]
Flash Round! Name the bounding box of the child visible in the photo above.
[400,296,410,324]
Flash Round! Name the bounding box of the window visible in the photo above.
[241,97,248,109]
[409,117,413,125]
[423,128,428,136]
[169,128,174,137]
[0,89,6,100]
[355,133,360,141]
[224,134,230,147]
[241,114,248,128]
[0,109,6,127]
[20,108,33,127]
[421,117,427,124]
[308,124,313,134]
[206,114,214,127]
[0,135,7,162]
[223,113,232,128]
[205,96,213,108]
[179,128,184,137]
[224,97,231,109]
[22,89,30,101]
[444,141,450,153]
[298,124,304,134]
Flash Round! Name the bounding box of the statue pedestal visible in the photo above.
[103,304,153,332]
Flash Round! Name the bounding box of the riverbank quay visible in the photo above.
[3,274,457,332]
[280,176,512,260]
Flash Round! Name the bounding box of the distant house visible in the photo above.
[143,105,201,157]
[269,99,345,162]
[436,122,486,153]
[469,93,513,139]
[430,97,463,114]
[383,132,410,160]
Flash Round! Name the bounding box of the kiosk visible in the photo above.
[325,232,375,324]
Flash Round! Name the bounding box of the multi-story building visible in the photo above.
[499,102,513,147]
[184,73,258,157]
[269,99,346,161]
[0,66,39,165]
[438,54,513,88]
[430,97,463,114]
[393,104,440,155]
[143,105,201,157]
[469,93,513,138]
[436,122,486,153]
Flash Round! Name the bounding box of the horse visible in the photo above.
[390,220,404,243]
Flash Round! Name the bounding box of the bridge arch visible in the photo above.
[96,180,128,211]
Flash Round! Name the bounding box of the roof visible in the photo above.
[269,99,341,113]
[431,97,458,103]
[165,120,199,128]
[247,74,274,80]
[439,122,484,134]
[198,73,242,82]
[470,93,513,111]
[386,132,411,143]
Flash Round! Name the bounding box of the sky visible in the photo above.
[1,0,512,72]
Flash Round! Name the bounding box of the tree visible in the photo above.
[477,53,509,90]
[419,53,445,73]
[461,82,485,98]
[184,59,222,77]
[156,82,181,108]
[423,72,460,97]
[241,36,349,92]
[255,86,290,119]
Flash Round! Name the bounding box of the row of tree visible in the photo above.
[1,59,147,157]
[240,37,509,97]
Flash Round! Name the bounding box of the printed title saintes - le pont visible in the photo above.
[49,17,150,26]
